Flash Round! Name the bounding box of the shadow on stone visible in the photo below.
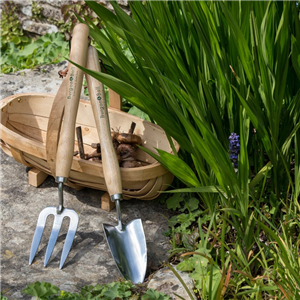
[31,230,105,269]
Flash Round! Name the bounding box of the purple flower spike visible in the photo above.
[228,132,240,168]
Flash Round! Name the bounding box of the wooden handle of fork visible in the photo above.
[55,24,89,180]
[85,46,123,198]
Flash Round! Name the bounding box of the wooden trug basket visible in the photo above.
[0,86,179,210]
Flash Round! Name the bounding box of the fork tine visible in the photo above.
[29,207,55,265]
[59,209,79,269]
[44,213,64,267]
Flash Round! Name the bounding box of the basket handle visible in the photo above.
[108,88,121,110]
[46,75,68,176]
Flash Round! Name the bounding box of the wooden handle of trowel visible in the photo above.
[56,24,90,179]
[85,46,123,197]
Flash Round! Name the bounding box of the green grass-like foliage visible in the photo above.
[76,1,300,298]
[1,32,69,74]
[80,0,300,208]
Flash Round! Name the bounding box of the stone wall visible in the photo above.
[4,0,129,38]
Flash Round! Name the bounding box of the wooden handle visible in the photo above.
[85,46,123,197]
[55,24,90,179]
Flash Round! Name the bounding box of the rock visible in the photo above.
[22,19,58,35]
[42,0,65,9]
[1,149,174,299]
[19,1,32,17]
[6,0,131,38]
[147,265,196,300]
[39,3,62,22]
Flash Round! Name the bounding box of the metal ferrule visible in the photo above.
[57,181,65,214]
[110,194,123,230]
[115,199,123,230]
[56,176,68,183]
[110,193,123,202]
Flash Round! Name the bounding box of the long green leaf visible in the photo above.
[141,147,200,187]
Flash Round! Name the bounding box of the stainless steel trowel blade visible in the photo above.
[103,218,147,284]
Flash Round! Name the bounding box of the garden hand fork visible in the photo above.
[29,23,90,269]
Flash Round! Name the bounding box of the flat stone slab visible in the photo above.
[1,155,172,299]
[0,63,173,299]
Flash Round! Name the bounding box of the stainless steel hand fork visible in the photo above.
[29,23,90,269]
[29,181,79,268]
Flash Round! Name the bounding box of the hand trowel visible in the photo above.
[85,46,147,284]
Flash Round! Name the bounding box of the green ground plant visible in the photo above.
[21,281,171,300]
[74,1,300,298]
[31,1,44,22]
[0,293,8,300]
[0,32,69,74]
[0,1,30,47]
